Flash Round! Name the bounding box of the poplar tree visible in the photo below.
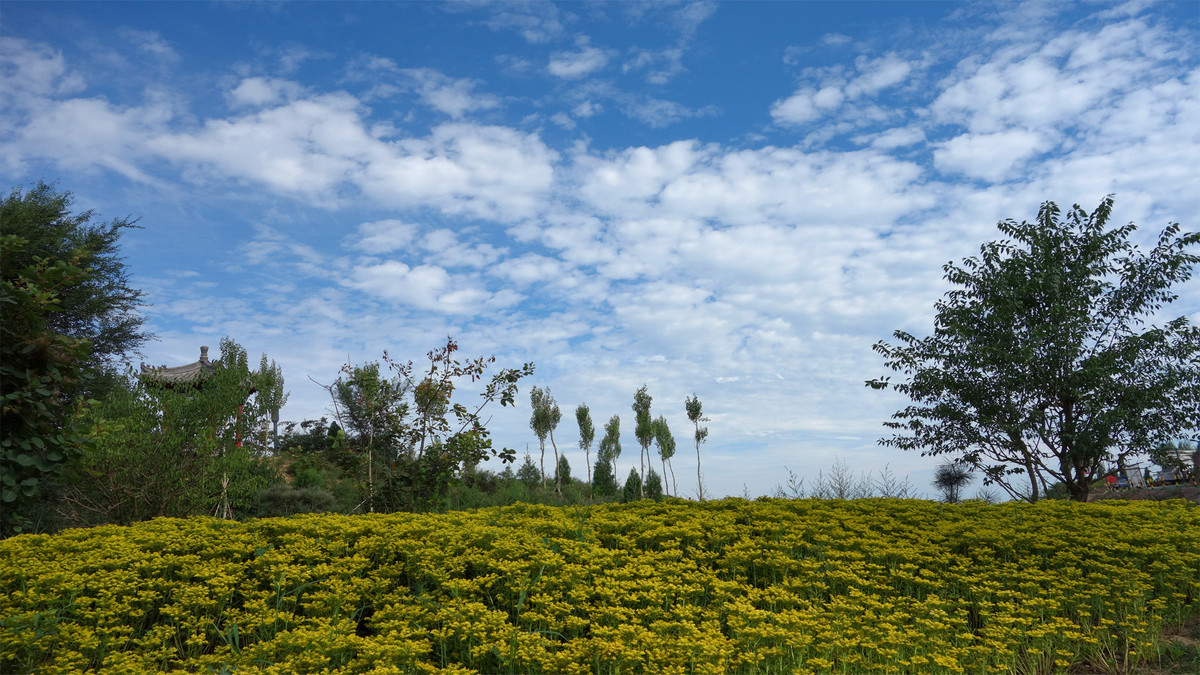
[529,386,562,493]
[653,415,677,497]
[576,403,595,494]
[632,385,653,499]
[685,394,709,501]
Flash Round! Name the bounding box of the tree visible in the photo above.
[644,468,664,501]
[529,386,562,493]
[1,182,153,535]
[653,415,677,497]
[330,362,406,512]
[517,451,540,488]
[1,182,151,380]
[622,467,643,503]
[632,385,653,499]
[592,453,618,498]
[1,232,92,535]
[869,197,1200,502]
[555,454,571,485]
[685,394,709,501]
[576,403,595,494]
[256,353,289,451]
[599,414,621,482]
[61,338,276,525]
[377,337,534,511]
[932,461,974,504]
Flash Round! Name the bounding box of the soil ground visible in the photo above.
[1088,484,1200,503]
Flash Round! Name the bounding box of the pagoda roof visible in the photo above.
[140,345,216,385]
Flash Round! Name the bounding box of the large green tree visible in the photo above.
[1,182,151,379]
[869,197,1200,502]
[1,182,152,535]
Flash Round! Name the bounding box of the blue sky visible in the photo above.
[3,1,1198,499]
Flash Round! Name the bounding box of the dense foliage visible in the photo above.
[59,338,281,526]
[2,499,1197,674]
[870,197,1200,502]
[1,182,151,536]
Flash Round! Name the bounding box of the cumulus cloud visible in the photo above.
[934,129,1051,182]
[931,17,1176,134]
[772,52,915,127]
[3,2,1197,499]
[404,68,501,118]
[348,260,510,314]
[227,77,303,107]
[548,38,613,78]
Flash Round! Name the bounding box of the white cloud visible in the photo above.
[349,260,505,314]
[351,219,418,253]
[934,129,1050,182]
[0,37,85,100]
[847,54,912,96]
[770,88,822,125]
[573,101,601,118]
[404,68,501,118]
[857,125,926,149]
[360,123,558,221]
[932,17,1174,134]
[119,29,180,64]
[227,77,303,107]
[548,39,612,79]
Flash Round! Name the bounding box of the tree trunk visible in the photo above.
[550,429,561,496]
[539,439,546,487]
[640,447,646,499]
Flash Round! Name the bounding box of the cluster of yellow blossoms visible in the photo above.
[2,498,1197,674]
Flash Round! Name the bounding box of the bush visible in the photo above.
[645,468,664,501]
[2,500,1197,674]
[247,484,337,518]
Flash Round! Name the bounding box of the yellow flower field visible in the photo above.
[2,498,1197,674]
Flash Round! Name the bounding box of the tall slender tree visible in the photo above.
[632,385,653,499]
[576,403,595,495]
[529,386,562,491]
[685,394,709,500]
[529,386,547,485]
[653,415,677,497]
[599,414,621,479]
[547,392,562,494]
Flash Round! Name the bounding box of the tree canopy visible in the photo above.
[1,182,152,534]
[869,197,1199,502]
[2,182,152,376]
